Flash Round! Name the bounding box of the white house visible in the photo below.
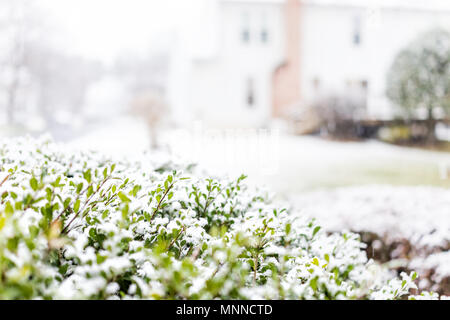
[167,0,450,128]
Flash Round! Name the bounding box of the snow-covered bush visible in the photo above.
[0,136,437,300]
[294,186,450,295]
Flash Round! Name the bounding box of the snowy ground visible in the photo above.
[67,116,151,156]
[247,134,450,193]
[64,116,450,193]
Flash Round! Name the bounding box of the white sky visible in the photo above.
[36,0,450,63]
[40,0,205,63]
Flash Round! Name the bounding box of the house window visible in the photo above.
[352,15,362,45]
[361,80,368,90]
[242,29,250,43]
[242,12,250,43]
[313,77,321,90]
[261,13,268,43]
[261,29,268,43]
[246,78,255,107]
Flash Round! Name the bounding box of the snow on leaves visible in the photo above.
[0,136,443,299]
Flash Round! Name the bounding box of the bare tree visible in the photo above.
[0,0,103,128]
[25,45,103,123]
[313,93,367,137]
[115,51,170,149]
[114,52,168,96]
[0,0,39,124]
[130,92,169,149]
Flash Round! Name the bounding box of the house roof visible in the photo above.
[221,0,285,3]
[222,0,450,11]
[305,0,450,12]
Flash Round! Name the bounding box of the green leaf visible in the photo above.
[132,185,141,197]
[14,201,22,210]
[53,176,61,187]
[64,197,71,209]
[83,169,92,184]
[73,199,81,212]
[96,254,107,264]
[118,191,130,203]
[87,185,94,198]
[5,201,14,215]
[285,223,291,235]
[30,177,38,191]
[7,237,19,251]
[310,277,318,291]
[312,257,319,266]
[312,226,321,237]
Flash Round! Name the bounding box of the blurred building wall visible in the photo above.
[300,1,450,120]
[168,0,285,128]
[167,0,450,129]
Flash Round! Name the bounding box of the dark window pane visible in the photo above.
[261,30,268,43]
[242,29,250,43]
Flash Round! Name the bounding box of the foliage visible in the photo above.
[0,136,437,300]
[378,126,412,143]
[386,29,450,141]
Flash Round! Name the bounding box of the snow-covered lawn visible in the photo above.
[65,117,450,192]
[68,116,151,156]
[247,135,450,193]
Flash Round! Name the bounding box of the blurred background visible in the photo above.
[1,0,450,294]
[1,0,449,189]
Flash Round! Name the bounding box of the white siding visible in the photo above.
[171,0,285,128]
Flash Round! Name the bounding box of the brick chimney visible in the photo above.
[272,0,302,118]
